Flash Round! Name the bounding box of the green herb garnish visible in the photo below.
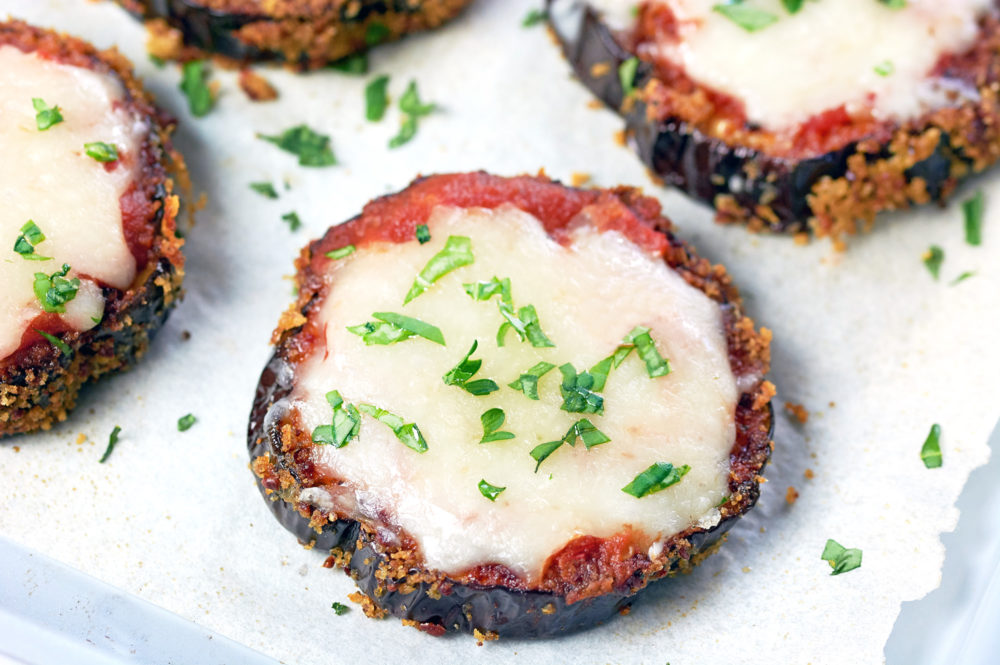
[149,55,166,68]
[32,98,63,130]
[13,220,51,261]
[558,363,604,414]
[712,4,779,32]
[348,312,445,346]
[781,0,804,13]
[358,403,428,453]
[878,0,906,8]
[389,81,435,149]
[963,190,984,246]
[443,340,499,395]
[624,326,671,378]
[34,329,71,357]
[99,425,122,464]
[179,60,213,117]
[331,602,350,615]
[281,212,302,232]
[529,439,564,471]
[622,462,690,498]
[530,418,611,471]
[508,361,556,400]
[365,22,391,46]
[365,74,390,122]
[326,245,356,260]
[465,277,554,348]
[346,321,413,345]
[177,414,197,431]
[404,235,474,304]
[920,423,942,468]
[618,57,639,97]
[477,479,506,502]
[84,142,118,163]
[874,60,894,77]
[416,224,431,244]
[33,263,79,313]
[821,539,863,575]
[589,345,634,391]
[480,408,516,443]
[313,390,362,448]
[258,125,336,167]
[522,8,547,26]
[923,245,944,279]
[249,182,279,199]
[389,115,418,149]
[329,53,368,75]
[950,270,975,285]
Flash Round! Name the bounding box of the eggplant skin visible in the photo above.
[246,172,775,638]
[114,0,473,70]
[0,21,186,439]
[548,0,1000,244]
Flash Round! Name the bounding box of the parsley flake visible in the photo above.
[389,81,436,148]
[180,60,213,117]
[950,270,976,286]
[326,245,356,260]
[920,423,942,468]
[508,361,556,400]
[258,125,336,167]
[13,220,51,261]
[34,329,71,357]
[33,263,79,313]
[416,224,431,244]
[821,539,863,575]
[874,60,895,77]
[443,340,499,395]
[624,326,671,378]
[99,426,122,464]
[618,57,639,97]
[329,53,368,75]
[712,4,779,32]
[404,235,474,304]
[963,190,984,246]
[530,419,611,471]
[480,408,515,443]
[365,22,391,46]
[558,363,604,414]
[878,0,906,8]
[331,601,350,615]
[781,0,804,13]
[923,245,944,279]
[32,98,63,130]
[281,211,302,232]
[465,277,555,348]
[522,8,547,26]
[84,142,118,163]
[478,479,506,502]
[177,414,197,431]
[365,74,390,122]
[358,403,428,453]
[249,182,279,199]
[622,462,690,498]
[348,312,445,346]
[313,390,362,448]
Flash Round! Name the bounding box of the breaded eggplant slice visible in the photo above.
[248,172,774,637]
[549,0,1000,245]
[115,0,473,70]
[0,20,185,438]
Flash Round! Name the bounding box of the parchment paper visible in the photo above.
[2,1,999,663]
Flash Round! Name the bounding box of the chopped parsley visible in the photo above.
[624,326,671,378]
[415,224,431,244]
[922,245,944,279]
[84,142,118,163]
[781,0,804,13]
[589,344,633,391]
[249,182,279,199]
[443,340,499,396]
[963,189,984,246]
[558,363,604,414]
[348,312,446,346]
[530,418,611,471]
[365,22,391,46]
[179,60,213,117]
[950,270,976,286]
[325,245,356,260]
[464,277,555,348]
[404,235,474,304]
[622,462,690,498]
[358,403,428,453]
[35,329,71,357]
[33,263,80,313]
[920,423,942,468]
[13,220,51,261]
[874,60,895,77]
[522,8,547,26]
[389,80,436,149]
[712,4,779,32]
[365,74,390,122]
[281,211,302,232]
[477,479,506,502]
[329,53,368,75]
[618,57,639,97]
[313,390,362,448]
[508,361,556,400]
[480,408,515,443]
[878,0,906,8]
[99,425,122,464]
[330,602,350,615]
[258,125,336,167]
[32,98,63,130]
[820,539,863,575]
[177,414,197,431]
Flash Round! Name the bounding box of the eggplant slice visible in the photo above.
[0,20,185,438]
[247,172,774,638]
[116,0,473,69]
[548,0,1000,244]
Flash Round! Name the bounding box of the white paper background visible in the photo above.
[1,1,999,663]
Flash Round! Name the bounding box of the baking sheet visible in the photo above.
[1,1,999,663]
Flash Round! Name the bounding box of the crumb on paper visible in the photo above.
[590,61,611,77]
[145,19,183,62]
[786,486,799,504]
[613,129,627,146]
[348,591,387,619]
[239,69,278,102]
[76,433,86,444]
[570,172,591,187]
[181,330,191,341]
[12,446,19,453]
[473,628,499,646]
[794,232,810,246]
[586,99,604,110]
[784,402,810,424]
[804,468,815,479]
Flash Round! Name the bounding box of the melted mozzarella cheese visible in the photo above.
[591,0,990,131]
[292,205,738,581]
[0,46,145,360]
